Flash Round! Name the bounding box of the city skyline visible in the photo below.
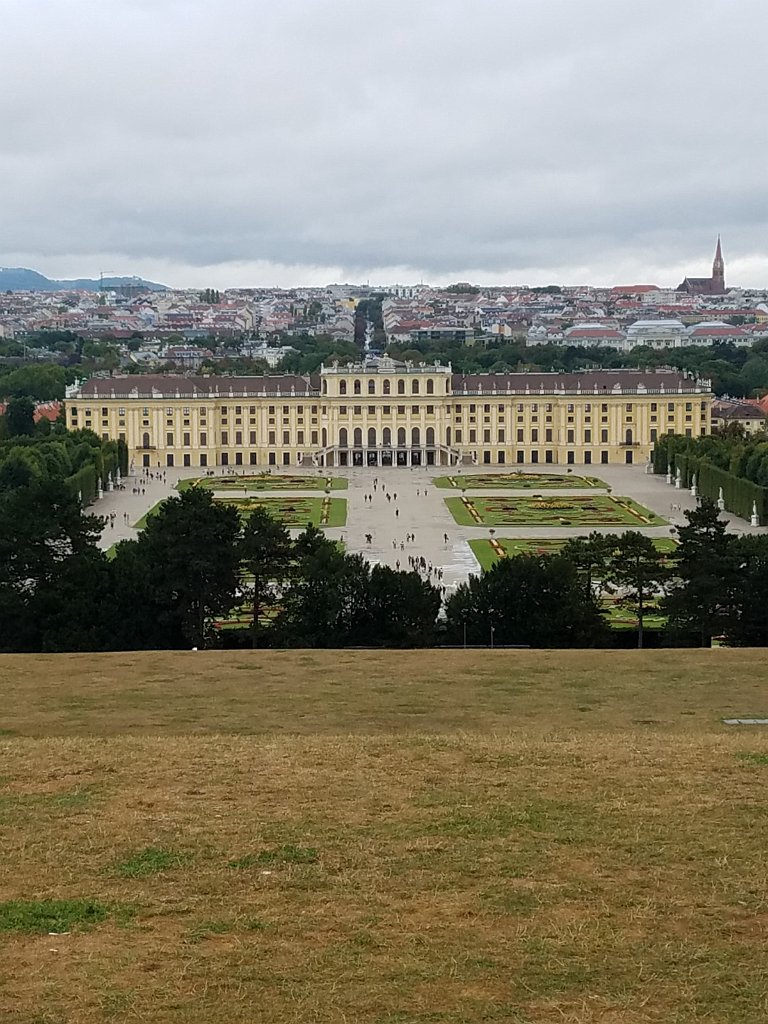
[1,1,767,289]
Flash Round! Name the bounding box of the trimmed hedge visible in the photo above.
[654,435,767,525]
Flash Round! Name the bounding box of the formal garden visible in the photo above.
[136,494,347,529]
[213,494,347,527]
[179,473,346,492]
[446,493,665,527]
[433,471,606,489]
[469,536,677,571]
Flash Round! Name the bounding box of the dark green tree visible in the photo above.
[4,396,35,437]
[444,554,607,648]
[132,489,241,648]
[663,499,738,647]
[561,531,617,600]
[722,535,768,646]
[0,479,109,651]
[239,507,292,647]
[608,533,668,648]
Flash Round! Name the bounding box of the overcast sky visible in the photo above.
[1,0,766,289]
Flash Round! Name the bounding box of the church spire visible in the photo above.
[712,235,725,293]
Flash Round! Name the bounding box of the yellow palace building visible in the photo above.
[66,357,712,471]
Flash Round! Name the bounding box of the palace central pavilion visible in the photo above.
[66,357,711,470]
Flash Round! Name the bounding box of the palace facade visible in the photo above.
[66,358,712,470]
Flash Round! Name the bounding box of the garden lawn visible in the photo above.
[1,650,768,1023]
[447,493,665,527]
[433,472,607,489]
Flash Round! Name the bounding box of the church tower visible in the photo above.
[711,235,725,293]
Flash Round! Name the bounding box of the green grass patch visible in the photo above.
[433,472,607,490]
[115,846,192,878]
[228,844,319,868]
[131,500,166,530]
[736,751,768,765]
[0,899,112,934]
[448,493,665,527]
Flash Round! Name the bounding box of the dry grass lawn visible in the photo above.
[1,650,768,1023]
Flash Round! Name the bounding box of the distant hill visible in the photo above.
[0,267,167,292]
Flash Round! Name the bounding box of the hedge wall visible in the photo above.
[65,463,97,505]
[653,436,767,525]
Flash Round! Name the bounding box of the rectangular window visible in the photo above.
[531,428,539,442]
[200,453,208,467]
[517,451,524,463]
[469,429,476,442]
[427,405,434,414]
[250,431,256,444]
[650,428,658,442]
[650,403,657,412]
[166,432,174,446]
[354,406,362,415]
[584,451,592,464]
[498,429,505,443]
[545,428,553,442]
[235,431,242,445]
[398,406,405,414]
[383,405,391,414]
[517,429,524,442]
[412,405,419,414]
[531,450,539,464]
[200,432,207,446]
[340,405,347,414]
[268,431,276,445]
[483,429,490,443]
[567,429,574,443]
[601,429,608,443]
[297,430,304,444]
[221,431,228,444]
[601,451,609,464]
[368,406,376,414]
[235,406,242,415]
[311,430,318,444]
[584,429,591,443]
[455,429,463,442]
[283,431,290,444]
[183,432,190,446]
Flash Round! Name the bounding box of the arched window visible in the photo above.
[142,432,150,449]
[426,379,434,395]
[626,428,633,445]
[382,427,391,446]
[339,380,347,395]
[367,427,377,447]
[412,426,420,446]
[446,426,452,446]
[397,379,405,395]
[383,379,391,395]
[368,379,375,395]
[397,427,406,446]
[322,427,327,446]
[322,379,327,394]
[426,426,435,446]
[339,427,348,446]
[353,427,362,447]
[412,379,420,395]
[353,379,361,395]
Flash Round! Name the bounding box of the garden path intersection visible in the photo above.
[93,464,766,589]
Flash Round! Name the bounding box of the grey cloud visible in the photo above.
[1,0,767,286]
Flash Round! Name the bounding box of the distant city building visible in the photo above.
[677,237,726,296]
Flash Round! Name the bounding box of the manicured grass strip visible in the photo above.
[132,499,166,529]
[433,472,607,489]
[447,494,665,527]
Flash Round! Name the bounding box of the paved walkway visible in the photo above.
[91,465,765,587]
